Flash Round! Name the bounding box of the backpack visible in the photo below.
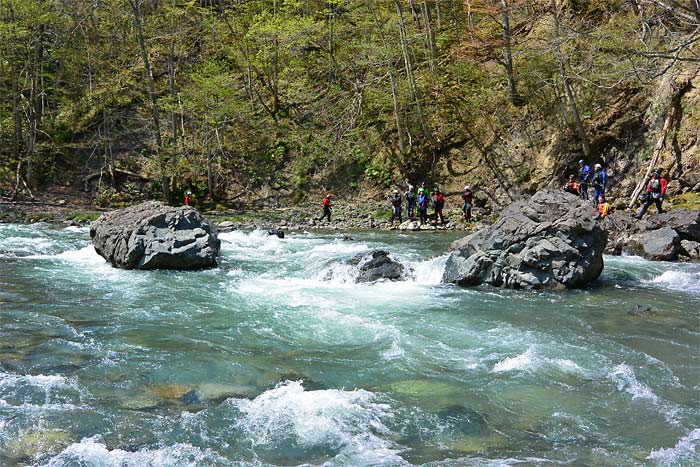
[650,178,660,192]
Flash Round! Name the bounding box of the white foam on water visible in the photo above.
[607,364,659,402]
[647,429,700,466]
[647,270,700,294]
[492,346,537,373]
[491,346,586,376]
[63,225,89,233]
[0,235,55,256]
[232,380,402,463]
[409,254,448,285]
[36,436,231,467]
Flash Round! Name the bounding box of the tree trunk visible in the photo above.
[551,0,590,157]
[500,0,519,105]
[128,0,172,203]
[395,1,435,145]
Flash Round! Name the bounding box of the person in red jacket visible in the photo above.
[432,187,445,224]
[634,169,667,219]
[318,194,332,222]
[184,191,194,207]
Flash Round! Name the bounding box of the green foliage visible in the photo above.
[0,0,694,203]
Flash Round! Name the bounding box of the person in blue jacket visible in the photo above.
[591,163,607,206]
[577,160,590,200]
[417,187,430,225]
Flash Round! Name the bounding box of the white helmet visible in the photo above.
[594,163,602,169]
[464,185,471,191]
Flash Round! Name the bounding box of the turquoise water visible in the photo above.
[0,223,699,467]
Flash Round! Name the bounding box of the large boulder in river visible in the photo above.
[626,227,681,261]
[351,250,410,283]
[443,190,606,289]
[90,201,220,270]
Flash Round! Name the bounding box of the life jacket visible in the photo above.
[649,178,660,192]
[405,191,415,202]
[322,197,331,208]
[462,190,473,203]
[597,202,610,218]
[391,195,401,206]
[434,194,444,209]
[184,195,193,206]
[592,171,605,187]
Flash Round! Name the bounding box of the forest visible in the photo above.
[1,0,698,209]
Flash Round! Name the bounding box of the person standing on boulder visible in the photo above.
[318,194,332,223]
[405,185,416,218]
[461,185,474,222]
[184,191,194,207]
[389,190,403,224]
[432,188,445,225]
[591,163,607,206]
[634,169,667,219]
[578,160,590,200]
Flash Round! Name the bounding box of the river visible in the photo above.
[0,223,699,466]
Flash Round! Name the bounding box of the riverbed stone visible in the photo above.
[627,227,681,261]
[443,189,606,289]
[90,201,220,270]
[681,239,700,260]
[350,249,411,283]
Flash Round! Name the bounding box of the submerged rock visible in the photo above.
[443,190,606,289]
[90,201,220,270]
[350,249,411,283]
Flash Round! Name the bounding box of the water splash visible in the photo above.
[232,380,402,463]
[647,429,700,466]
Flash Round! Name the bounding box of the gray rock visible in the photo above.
[680,239,700,260]
[350,249,411,283]
[443,190,606,289]
[652,210,700,242]
[90,201,220,270]
[217,221,237,233]
[626,227,680,261]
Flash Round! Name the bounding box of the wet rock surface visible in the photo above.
[91,201,220,270]
[604,209,699,261]
[351,249,411,283]
[443,190,607,289]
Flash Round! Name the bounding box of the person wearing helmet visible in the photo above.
[578,160,590,200]
[318,194,332,222]
[591,163,607,206]
[404,185,416,218]
[634,168,667,219]
[417,186,430,225]
[461,185,474,222]
[432,187,445,224]
[390,189,403,224]
[184,190,194,207]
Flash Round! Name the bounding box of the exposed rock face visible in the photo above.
[90,201,220,270]
[443,190,606,289]
[626,227,681,261]
[351,250,410,283]
[605,209,699,261]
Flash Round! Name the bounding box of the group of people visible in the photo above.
[563,160,609,207]
[315,183,475,226]
[564,160,667,219]
[387,183,474,226]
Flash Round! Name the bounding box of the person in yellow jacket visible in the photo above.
[596,195,610,219]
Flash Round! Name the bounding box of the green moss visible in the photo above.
[670,192,700,211]
[66,211,100,223]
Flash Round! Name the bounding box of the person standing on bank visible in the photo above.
[389,190,403,224]
[634,169,667,219]
[318,194,332,222]
[405,185,416,218]
[461,185,474,222]
[578,160,590,200]
[591,163,607,206]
